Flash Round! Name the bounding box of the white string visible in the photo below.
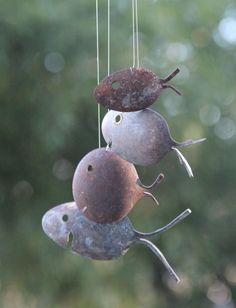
[135,0,140,67]
[132,0,140,68]
[132,0,136,67]
[96,0,101,148]
[107,0,110,76]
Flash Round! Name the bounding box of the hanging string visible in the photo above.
[132,0,136,67]
[132,0,140,67]
[135,0,140,67]
[107,0,111,76]
[96,0,101,148]
[105,0,111,148]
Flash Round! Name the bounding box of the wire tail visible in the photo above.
[137,173,164,190]
[161,68,181,96]
[163,84,182,96]
[137,238,180,283]
[135,209,191,238]
[172,147,194,178]
[163,68,180,82]
[178,138,206,147]
[143,191,159,206]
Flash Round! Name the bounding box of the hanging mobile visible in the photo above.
[42,202,192,283]
[42,0,197,283]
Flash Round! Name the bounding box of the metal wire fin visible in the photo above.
[137,238,180,283]
[137,173,164,190]
[172,147,194,178]
[134,209,191,238]
[143,191,159,206]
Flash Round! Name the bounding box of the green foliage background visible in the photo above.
[0,0,236,307]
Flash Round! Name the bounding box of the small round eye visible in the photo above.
[87,165,93,172]
[114,114,123,125]
[62,214,69,222]
[111,81,121,90]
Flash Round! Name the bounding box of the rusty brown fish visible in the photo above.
[94,67,181,112]
[72,148,164,223]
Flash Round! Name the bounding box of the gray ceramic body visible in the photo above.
[42,202,135,260]
[102,109,174,166]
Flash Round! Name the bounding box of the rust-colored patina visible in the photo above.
[102,109,206,177]
[94,67,181,112]
[42,201,192,282]
[72,148,163,223]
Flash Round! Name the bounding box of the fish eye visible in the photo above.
[111,81,121,90]
[114,114,123,125]
[87,165,93,172]
[62,214,69,222]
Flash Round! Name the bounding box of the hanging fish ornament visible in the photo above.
[42,201,192,282]
[94,67,181,112]
[72,148,164,223]
[102,109,206,177]
[41,0,205,286]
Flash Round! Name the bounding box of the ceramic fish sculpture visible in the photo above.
[72,148,164,223]
[102,109,206,177]
[94,67,181,112]
[42,201,191,282]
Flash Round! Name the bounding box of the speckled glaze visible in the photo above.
[94,67,181,112]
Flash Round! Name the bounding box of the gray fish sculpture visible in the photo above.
[42,202,192,283]
[102,109,206,177]
[94,67,181,112]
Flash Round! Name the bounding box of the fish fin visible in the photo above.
[172,147,194,178]
[178,138,206,147]
[143,191,159,206]
[136,238,180,283]
[162,84,182,96]
[134,209,191,238]
[163,68,180,83]
[137,173,164,190]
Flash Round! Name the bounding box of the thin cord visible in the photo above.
[135,0,140,67]
[107,0,110,76]
[132,0,136,67]
[96,0,101,148]
[96,0,100,85]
